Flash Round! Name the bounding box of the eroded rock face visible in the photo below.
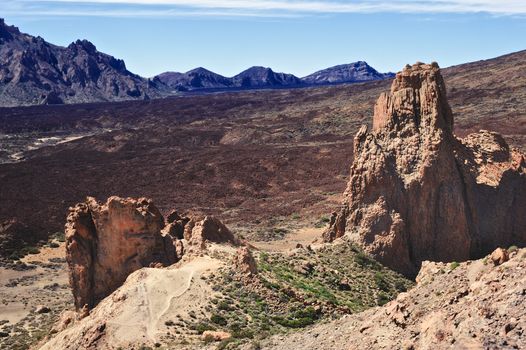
[324,63,526,276]
[66,196,178,310]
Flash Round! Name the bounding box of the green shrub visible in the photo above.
[374,272,390,292]
[211,314,227,326]
[195,322,216,334]
[377,292,390,306]
[508,245,518,253]
[274,307,318,328]
[233,328,254,339]
[450,261,460,270]
[394,279,407,292]
[52,231,66,242]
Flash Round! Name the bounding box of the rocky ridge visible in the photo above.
[157,63,393,92]
[324,62,526,276]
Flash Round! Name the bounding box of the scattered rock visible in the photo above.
[52,310,78,333]
[292,260,313,275]
[35,305,51,314]
[185,216,238,248]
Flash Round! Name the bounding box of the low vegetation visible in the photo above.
[191,243,413,348]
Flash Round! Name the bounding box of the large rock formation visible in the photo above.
[65,197,177,310]
[324,63,526,276]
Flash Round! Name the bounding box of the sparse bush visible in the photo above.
[377,292,390,306]
[195,322,215,334]
[450,261,460,270]
[315,216,331,228]
[211,314,227,326]
[51,231,66,242]
[508,245,518,253]
[394,279,407,292]
[374,272,390,292]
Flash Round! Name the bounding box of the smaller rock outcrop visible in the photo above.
[65,196,178,310]
[233,247,257,276]
[184,216,239,248]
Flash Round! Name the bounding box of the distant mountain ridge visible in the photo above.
[0,18,394,107]
[155,63,393,92]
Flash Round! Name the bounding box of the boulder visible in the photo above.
[65,196,178,310]
[490,248,509,266]
[324,63,526,277]
[202,330,232,342]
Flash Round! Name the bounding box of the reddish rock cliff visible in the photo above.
[65,196,178,310]
[324,63,526,276]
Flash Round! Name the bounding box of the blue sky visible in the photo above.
[2,1,526,77]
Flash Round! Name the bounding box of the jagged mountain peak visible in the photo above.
[0,18,165,106]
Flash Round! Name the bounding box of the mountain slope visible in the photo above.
[0,18,395,105]
[303,61,394,84]
[232,66,304,88]
[0,19,165,107]
[156,67,234,91]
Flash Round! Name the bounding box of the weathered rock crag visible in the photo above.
[66,196,238,310]
[324,63,526,276]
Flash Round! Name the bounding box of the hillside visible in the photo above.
[260,247,526,350]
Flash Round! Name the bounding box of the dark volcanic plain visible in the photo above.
[1,50,525,257]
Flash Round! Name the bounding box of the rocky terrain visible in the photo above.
[0,19,165,107]
[0,47,525,350]
[260,246,526,350]
[1,50,526,264]
[35,195,411,350]
[324,62,526,276]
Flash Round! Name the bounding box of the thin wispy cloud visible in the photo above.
[3,0,526,18]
